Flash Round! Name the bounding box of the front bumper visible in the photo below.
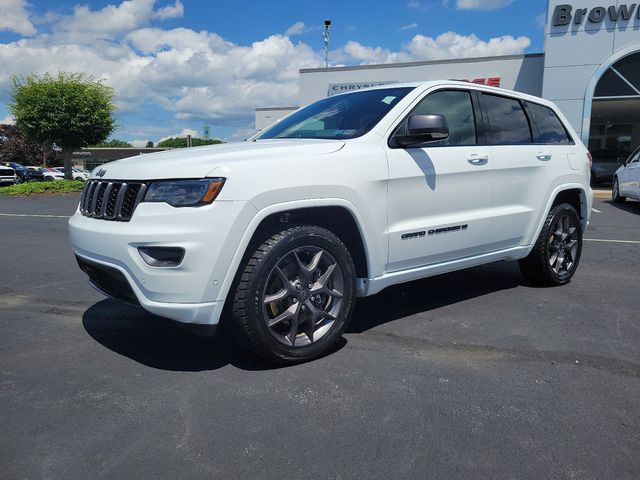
[69,199,257,325]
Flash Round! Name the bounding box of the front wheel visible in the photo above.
[519,203,583,287]
[612,177,626,203]
[231,225,356,364]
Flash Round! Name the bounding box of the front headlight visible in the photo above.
[144,178,225,207]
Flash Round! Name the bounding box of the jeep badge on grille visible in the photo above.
[95,168,106,178]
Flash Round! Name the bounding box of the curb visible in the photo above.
[592,189,611,200]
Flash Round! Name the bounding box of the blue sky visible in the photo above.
[0,0,548,145]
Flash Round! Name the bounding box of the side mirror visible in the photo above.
[394,114,449,148]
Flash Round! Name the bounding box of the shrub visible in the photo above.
[0,179,84,196]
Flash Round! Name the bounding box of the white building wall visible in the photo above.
[298,54,545,106]
[543,0,640,139]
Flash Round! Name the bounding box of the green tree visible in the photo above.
[9,72,116,179]
[145,140,154,148]
[92,139,132,148]
[157,137,223,148]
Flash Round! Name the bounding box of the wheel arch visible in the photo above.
[551,187,588,223]
[215,199,375,315]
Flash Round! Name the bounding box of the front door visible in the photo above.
[386,89,493,272]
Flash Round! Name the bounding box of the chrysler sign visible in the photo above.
[553,3,640,26]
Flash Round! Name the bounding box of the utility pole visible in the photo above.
[323,19,331,68]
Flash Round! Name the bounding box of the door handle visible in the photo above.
[536,152,552,161]
[467,154,489,166]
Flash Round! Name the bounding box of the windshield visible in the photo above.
[256,87,414,140]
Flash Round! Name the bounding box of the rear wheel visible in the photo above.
[519,203,582,287]
[612,177,626,203]
[231,225,356,364]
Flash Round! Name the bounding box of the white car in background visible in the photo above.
[0,165,16,185]
[41,168,64,181]
[55,167,90,181]
[612,147,640,202]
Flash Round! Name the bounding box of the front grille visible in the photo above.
[80,180,146,221]
[76,256,140,306]
[0,169,14,176]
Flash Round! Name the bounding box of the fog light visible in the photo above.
[138,247,185,267]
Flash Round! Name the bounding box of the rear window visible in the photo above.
[526,102,572,145]
[483,93,532,145]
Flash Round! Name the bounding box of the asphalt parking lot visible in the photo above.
[1,193,639,479]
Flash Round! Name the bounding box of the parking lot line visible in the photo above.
[584,238,640,244]
[0,213,70,219]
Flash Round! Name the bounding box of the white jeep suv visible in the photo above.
[69,81,593,363]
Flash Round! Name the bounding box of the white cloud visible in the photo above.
[157,128,198,143]
[337,31,530,65]
[130,139,150,147]
[407,1,429,12]
[51,0,156,42]
[400,23,418,31]
[225,126,258,142]
[405,31,530,60]
[285,21,305,36]
[535,13,547,29]
[152,0,184,20]
[1,115,16,125]
[0,0,36,36]
[456,0,512,10]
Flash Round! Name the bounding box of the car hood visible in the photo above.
[90,139,346,181]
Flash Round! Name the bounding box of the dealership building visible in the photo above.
[256,0,640,157]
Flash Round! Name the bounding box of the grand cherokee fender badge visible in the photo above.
[428,224,468,236]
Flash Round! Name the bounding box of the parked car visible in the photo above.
[40,167,64,181]
[612,146,640,202]
[590,149,629,185]
[70,81,593,364]
[54,167,89,181]
[0,165,16,185]
[2,162,44,182]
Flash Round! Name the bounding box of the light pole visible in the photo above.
[323,19,331,68]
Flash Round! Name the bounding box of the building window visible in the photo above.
[589,51,640,181]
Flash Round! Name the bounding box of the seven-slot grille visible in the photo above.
[80,180,147,221]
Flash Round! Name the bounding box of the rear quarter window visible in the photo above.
[526,102,572,145]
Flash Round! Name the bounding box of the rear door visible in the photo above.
[385,88,494,271]
[482,94,574,249]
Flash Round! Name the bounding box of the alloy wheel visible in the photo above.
[548,214,580,276]
[262,246,344,347]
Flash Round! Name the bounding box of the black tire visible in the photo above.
[612,177,626,203]
[231,225,356,364]
[519,203,583,287]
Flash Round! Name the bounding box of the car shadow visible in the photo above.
[347,260,524,333]
[603,199,640,214]
[83,261,527,371]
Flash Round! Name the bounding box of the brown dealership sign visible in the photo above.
[553,3,640,25]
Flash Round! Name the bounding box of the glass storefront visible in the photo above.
[588,52,640,184]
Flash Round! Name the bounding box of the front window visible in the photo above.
[256,87,414,141]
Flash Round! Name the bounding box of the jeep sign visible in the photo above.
[553,3,640,26]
